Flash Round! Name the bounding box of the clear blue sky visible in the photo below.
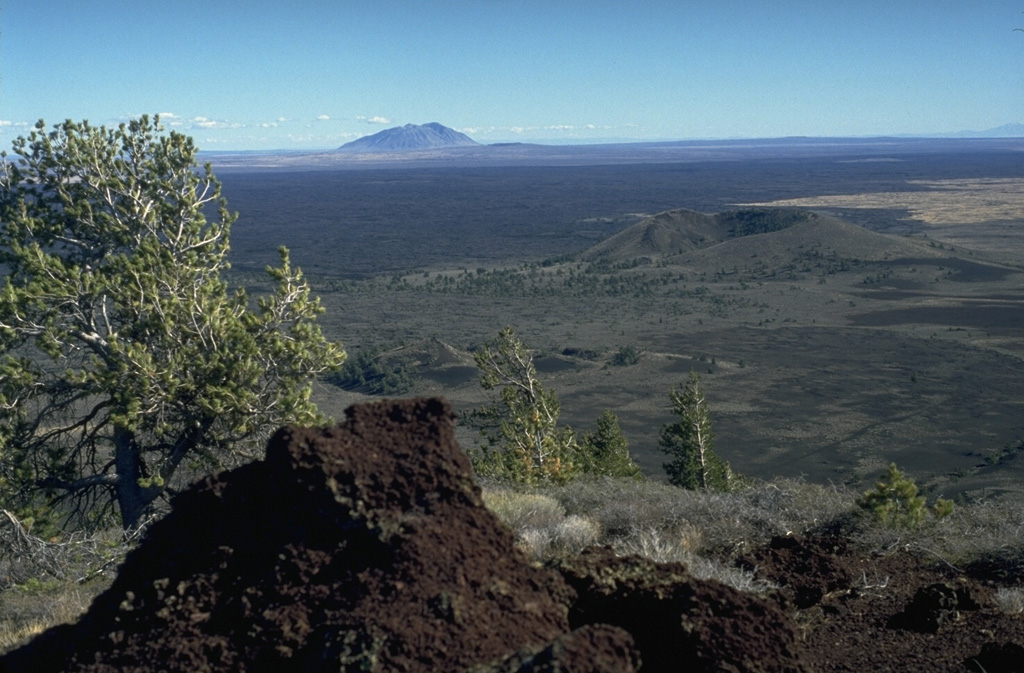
[2,1,1022,150]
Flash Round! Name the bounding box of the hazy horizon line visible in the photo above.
[196,127,1024,155]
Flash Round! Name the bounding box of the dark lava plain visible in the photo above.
[214,138,1023,276]
[213,138,1024,497]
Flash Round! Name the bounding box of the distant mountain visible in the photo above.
[338,123,479,152]
[896,123,1024,139]
[947,123,1024,138]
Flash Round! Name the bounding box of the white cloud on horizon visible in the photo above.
[189,116,243,130]
[259,116,291,128]
[149,112,187,128]
[155,114,242,131]
[136,118,651,150]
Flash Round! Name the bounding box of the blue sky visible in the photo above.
[2,1,1022,150]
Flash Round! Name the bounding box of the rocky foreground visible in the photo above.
[1,398,1021,672]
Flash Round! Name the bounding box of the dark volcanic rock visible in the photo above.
[890,582,983,634]
[966,641,1024,673]
[0,399,576,672]
[554,547,809,673]
[476,624,641,673]
[739,534,854,608]
[1,397,817,673]
[337,122,479,152]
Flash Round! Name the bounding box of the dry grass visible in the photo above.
[848,491,1024,572]
[481,490,566,534]
[742,178,1024,226]
[0,510,146,590]
[482,477,856,593]
[482,489,601,560]
[607,524,776,594]
[0,509,142,654]
[994,587,1024,615]
[0,581,104,653]
[485,477,1024,597]
[544,476,856,555]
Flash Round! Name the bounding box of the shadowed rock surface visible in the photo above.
[554,548,809,673]
[739,534,855,609]
[473,624,641,673]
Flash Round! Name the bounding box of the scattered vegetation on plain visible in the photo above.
[325,344,418,395]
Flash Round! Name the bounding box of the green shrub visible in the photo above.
[471,331,640,485]
[856,463,954,529]
[609,345,640,367]
[325,345,417,395]
[468,328,581,485]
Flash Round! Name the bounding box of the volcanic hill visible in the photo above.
[580,207,950,267]
[337,123,479,152]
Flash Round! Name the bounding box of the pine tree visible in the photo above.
[468,327,579,484]
[0,116,345,528]
[856,463,954,528]
[580,409,643,479]
[659,371,733,490]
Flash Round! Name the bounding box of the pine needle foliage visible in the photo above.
[0,116,345,529]
[856,463,954,529]
[579,410,643,479]
[659,371,734,490]
[468,328,580,484]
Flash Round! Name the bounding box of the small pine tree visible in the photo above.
[856,463,954,528]
[659,371,733,490]
[468,328,580,484]
[579,410,643,479]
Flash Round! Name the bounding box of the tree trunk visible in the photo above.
[113,425,159,529]
[694,420,709,489]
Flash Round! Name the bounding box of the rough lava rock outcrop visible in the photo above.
[554,548,809,673]
[0,398,808,672]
